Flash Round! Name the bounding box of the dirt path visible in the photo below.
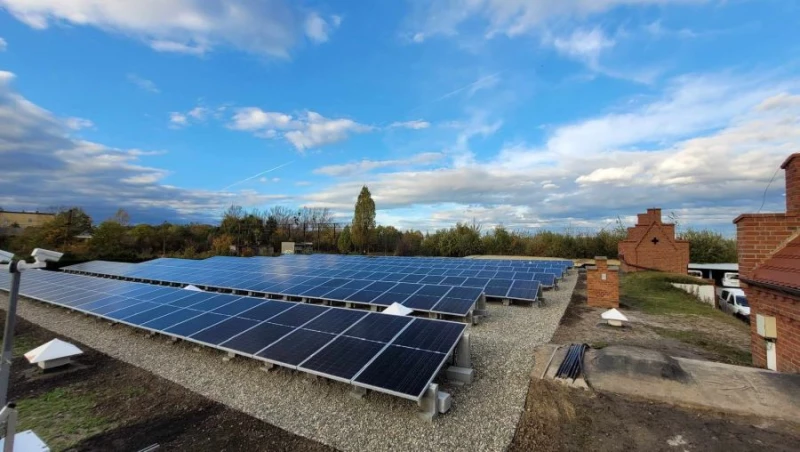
[4,313,335,452]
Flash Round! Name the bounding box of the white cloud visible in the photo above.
[187,106,209,121]
[168,112,188,128]
[230,108,296,131]
[756,93,800,112]
[0,0,327,57]
[150,39,208,55]
[230,108,372,151]
[314,153,445,177]
[0,37,6,51]
[126,74,159,93]
[408,0,706,39]
[301,72,799,229]
[304,12,341,43]
[64,117,94,131]
[547,27,615,62]
[389,120,431,130]
[0,70,286,222]
[645,20,699,39]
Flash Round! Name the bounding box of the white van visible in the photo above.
[719,288,750,320]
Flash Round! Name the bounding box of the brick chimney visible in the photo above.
[587,256,619,308]
[782,153,800,216]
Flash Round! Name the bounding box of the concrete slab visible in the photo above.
[584,345,800,423]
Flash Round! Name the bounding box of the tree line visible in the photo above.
[0,186,738,264]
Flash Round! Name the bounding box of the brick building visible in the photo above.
[0,210,55,229]
[586,256,619,308]
[734,153,800,373]
[618,208,690,274]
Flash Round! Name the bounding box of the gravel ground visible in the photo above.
[5,271,577,452]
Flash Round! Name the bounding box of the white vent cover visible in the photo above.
[601,308,628,322]
[184,285,203,291]
[24,339,82,365]
[382,303,413,316]
[0,430,50,452]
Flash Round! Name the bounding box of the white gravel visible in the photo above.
[5,271,577,452]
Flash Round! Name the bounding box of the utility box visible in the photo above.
[281,242,313,255]
[756,314,777,339]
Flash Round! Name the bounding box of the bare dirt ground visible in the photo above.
[3,312,333,452]
[509,378,800,452]
[508,270,800,452]
[551,273,751,365]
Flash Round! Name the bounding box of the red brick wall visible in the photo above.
[734,214,800,280]
[587,259,619,308]
[746,285,800,372]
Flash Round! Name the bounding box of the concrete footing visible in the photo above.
[502,298,511,306]
[370,305,379,312]
[446,366,474,385]
[261,363,277,372]
[349,386,367,400]
[223,352,236,362]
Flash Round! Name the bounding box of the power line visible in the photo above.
[757,165,782,213]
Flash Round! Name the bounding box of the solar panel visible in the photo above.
[299,336,385,381]
[0,270,468,404]
[256,328,336,366]
[506,280,541,302]
[353,346,445,399]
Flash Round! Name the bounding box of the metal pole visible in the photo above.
[0,265,20,408]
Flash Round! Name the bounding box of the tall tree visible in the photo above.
[337,225,352,254]
[351,185,376,253]
[111,208,131,226]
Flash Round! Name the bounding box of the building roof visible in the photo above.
[0,210,55,216]
[751,233,800,292]
[688,263,738,271]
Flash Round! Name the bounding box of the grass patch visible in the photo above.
[652,327,752,366]
[11,334,40,358]
[621,272,725,317]
[16,387,114,452]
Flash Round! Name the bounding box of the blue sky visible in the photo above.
[0,0,799,232]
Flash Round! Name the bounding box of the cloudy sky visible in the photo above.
[0,1,798,232]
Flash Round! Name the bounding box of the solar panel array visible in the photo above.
[64,254,570,306]
[63,260,483,317]
[0,270,466,401]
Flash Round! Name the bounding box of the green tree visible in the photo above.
[38,207,93,249]
[337,225,353,253]
[681,229,738,263]
[351,186,376,253]
[90,221,130,258]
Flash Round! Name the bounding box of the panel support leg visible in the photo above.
[223,352,236,362]
[370,305,379,312]
[474,293,488,317]
[349,386,367,400]
[502,298,511,306]
[446,332,474,385]
[417,383,439,421]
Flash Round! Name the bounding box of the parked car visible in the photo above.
[722,272,740,287]
[719,288,750,320]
